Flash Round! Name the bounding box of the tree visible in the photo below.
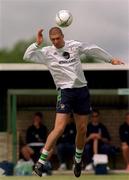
[0,38,48,63]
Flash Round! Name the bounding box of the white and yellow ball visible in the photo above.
[55,10,73,28]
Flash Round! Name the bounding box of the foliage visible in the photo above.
[0,38,48,63]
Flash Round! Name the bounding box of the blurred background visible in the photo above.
[0,0,129,177]
[0,0,128,63]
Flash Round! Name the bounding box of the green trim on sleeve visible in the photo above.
[35,42,41,48]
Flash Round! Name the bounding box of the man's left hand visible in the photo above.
[111,58,125,65]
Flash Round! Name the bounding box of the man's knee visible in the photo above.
[53,126,65,137]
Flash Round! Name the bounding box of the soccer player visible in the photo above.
[23,27,124,177]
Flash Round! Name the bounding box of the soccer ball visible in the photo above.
[55,10,73,27]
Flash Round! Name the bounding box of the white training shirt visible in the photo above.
[23,40,113,89]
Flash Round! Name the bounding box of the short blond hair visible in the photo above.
[49,27,63,36]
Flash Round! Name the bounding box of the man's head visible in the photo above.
[49,27,65,49]
[33,112,43,128]
[91,109,100,124]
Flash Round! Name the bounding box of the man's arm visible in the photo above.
[99,124,111,144]
[80,43,124,64]
[85,133,99,143]
[23,29,46,63]
[35,29,44,47]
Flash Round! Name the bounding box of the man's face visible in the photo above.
[49,33,64,49]
[33,115,41,127]
[91,112,100,124]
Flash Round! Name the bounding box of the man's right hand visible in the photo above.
[36,29,43,46]
[89,133,101,140]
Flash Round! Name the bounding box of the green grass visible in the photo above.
[0,175,129,180]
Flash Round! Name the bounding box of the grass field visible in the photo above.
[0,174,129,180]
